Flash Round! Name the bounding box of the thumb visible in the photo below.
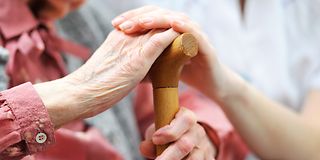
[142,28,180,62]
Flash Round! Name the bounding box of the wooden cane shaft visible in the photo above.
[150,33,198,156]
[153,88,179,154]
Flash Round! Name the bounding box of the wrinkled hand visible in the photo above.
[111,6,231,100]
[66,29,179,117]
[140,108,216,160]
[36,29,179,128]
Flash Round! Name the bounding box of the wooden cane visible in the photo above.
[149,33,198,156]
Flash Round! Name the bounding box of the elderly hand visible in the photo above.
[140,107,217,160]
[35,29,179,128]
[111,6,241,102]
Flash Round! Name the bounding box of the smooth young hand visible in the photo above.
[140,107,216,160]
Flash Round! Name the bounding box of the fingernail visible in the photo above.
[119,21,133,30]
[111,16,125,26]
[139,17,153,24]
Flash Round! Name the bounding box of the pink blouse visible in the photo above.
[0,83,54,159]
[0,0,90,87]
[0,0,122,159]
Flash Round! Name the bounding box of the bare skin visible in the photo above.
[22,2,217,159]
[34,29,180,129]
[113,5,320,160]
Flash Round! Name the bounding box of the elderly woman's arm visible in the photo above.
[113,6,320,160]
[0,28,179,159]
[35,29,179,129]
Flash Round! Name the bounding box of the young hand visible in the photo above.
[140,107,217,160]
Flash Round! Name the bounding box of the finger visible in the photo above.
[145,123,155,140]
[141,28,180,62]
[137,11,190,29]
[155,127,199,160]
[186,148,205,160]
[153,107,197,145]
[138,15,207,55]
[199,135,217,160]
[140,140,156,159]
[112,5,158,27]
[118,11,188,34]
[171,19,215,58]
[171,19,200,35]
[136,16,200,40]
[118,11,175,34]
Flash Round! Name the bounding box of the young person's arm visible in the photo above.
[113,6,320,159]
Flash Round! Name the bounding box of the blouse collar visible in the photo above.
[0,0,39,40]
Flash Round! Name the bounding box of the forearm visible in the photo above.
[34,78,84,129]
[210,66,320,160]
[33,75,111,129]
[33,70,129,129]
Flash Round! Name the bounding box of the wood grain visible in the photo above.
[150,33,198,155]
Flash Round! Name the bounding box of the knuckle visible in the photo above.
[163,129,179,141]
[149,37,164,49]
[181,110,197,126]
[176,138,194,155]
[184,116,196,127]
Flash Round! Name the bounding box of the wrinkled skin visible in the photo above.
[37,29,180,128]
[65,29,179,117]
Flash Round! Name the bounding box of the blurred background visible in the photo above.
[55,0,319,160]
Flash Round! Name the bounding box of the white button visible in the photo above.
[36,133,47,144]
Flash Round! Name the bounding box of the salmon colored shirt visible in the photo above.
[0,0,249,159]
[0,0,121,160]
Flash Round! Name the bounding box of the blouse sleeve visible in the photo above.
[0,82,55,160]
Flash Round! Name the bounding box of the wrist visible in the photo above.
[207,63,249,106]
[62,66,126,118]
[34,78,85,129]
